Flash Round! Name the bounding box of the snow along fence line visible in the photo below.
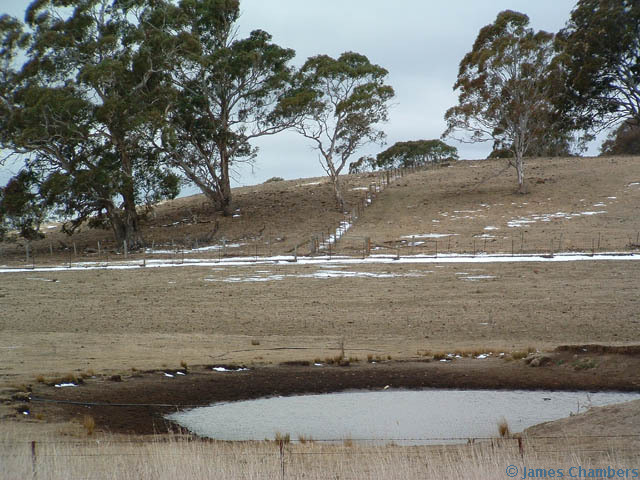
[1,252,640,274]
[334,230,640,260]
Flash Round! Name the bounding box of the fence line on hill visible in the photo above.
[1,161,639,269]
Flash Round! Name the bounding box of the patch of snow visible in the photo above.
[300,181,321,186]
[607,197,617,199]
[628,182,639,187]
[164,373,174,378]
[484,226,499,231]
[507,218,537,227]
[476,354,489,359]
[462,275,497,281]
[314,363,323,367]
[580,211,607,216]
[212,366,249,372]
[176,371,186,376]
[401,233,459,239]
[54,383,77,388]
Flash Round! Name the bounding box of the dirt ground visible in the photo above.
[2,155,640,442]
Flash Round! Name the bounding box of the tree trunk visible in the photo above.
[515,154,527,194]
[331,174,345,211]
[107,206,144,251]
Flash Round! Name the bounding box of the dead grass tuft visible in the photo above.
[83,415,96,436]
[497,418,510,438]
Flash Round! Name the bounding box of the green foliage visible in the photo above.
[444,11,568,192]
[291,52,394,208]
[600,121,640,156]
[374,139,458,170]
[558,0,640,130]
[263,177,284,183]
[0,170,47,241]
[348,155,374,174]
[0,0,180,247]
[157,2,297,215]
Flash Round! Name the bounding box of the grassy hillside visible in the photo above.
[1,155,639,263]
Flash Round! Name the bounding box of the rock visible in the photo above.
[528,355,553,367]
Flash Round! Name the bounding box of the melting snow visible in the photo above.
[461,275,497,281]
[401,233,459,239]
[212,366,249,372]
[508,210,607,227]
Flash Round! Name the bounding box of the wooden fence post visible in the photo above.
[31,440,37,480]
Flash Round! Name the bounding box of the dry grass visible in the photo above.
[83,415,96,436]
[497,418,510,438]
[1,426,638,480]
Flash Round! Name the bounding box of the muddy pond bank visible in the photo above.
[23,349,640,436]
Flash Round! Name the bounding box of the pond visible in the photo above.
[166,389,640,445]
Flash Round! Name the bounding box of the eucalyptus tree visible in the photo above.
[291,52,394,210]
[156,0,300,215]
[558,0,640,130]
[443,11,565,193]
[374,140,458,170]
[0,0,179,248]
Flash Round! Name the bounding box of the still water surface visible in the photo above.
[167,389,640,445]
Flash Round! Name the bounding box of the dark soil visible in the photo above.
[28,350,640,436]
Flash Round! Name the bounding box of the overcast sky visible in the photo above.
[1,0,595,192]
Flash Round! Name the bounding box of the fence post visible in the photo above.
[31,440,37,480]
[123,240,127,259]
[279,439,286,480]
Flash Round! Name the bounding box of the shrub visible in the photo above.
[264,177,284,183]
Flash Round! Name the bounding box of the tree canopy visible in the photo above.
[373,140,457,170]
[0,0,180,249]
[600,121,640,156]
[558,0,640,130]
[156,0,299,215]
[290,52,394,209]
[443,10,566,193]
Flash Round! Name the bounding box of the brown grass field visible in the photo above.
[1,155,640,478]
